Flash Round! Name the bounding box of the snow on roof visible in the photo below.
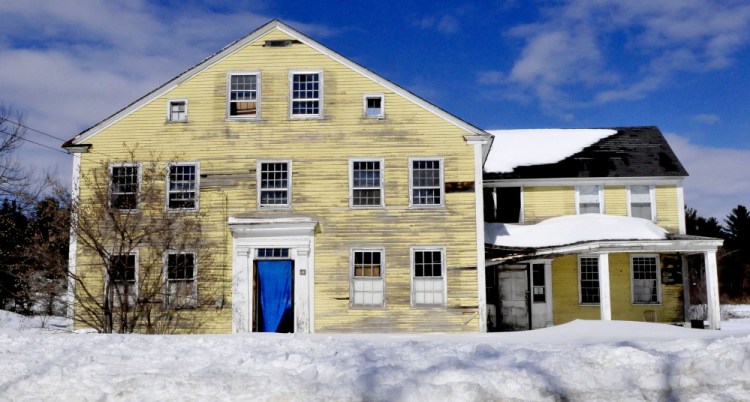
[485,214,668,248]
[485,129,618,173]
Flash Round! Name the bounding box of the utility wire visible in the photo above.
[0,116,69,143]
[0,128,70,156]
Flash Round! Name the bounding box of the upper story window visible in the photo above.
[108,253,137,307]
[228,73,259,118]
[110,164,139,210]
[167,100,187,122]
[167,163,198,210]
[629,185,654,221]
[350,159,384,208]
[290,72,321,118]
[351,249,385,307]
[258,160,291,209]
[576,185,602,214]
[578,255,600,305]
[410,158,443,207]
[165,252,197,309]
[411,247,446,307]
[631,255,661,304]
[363,94,384,118]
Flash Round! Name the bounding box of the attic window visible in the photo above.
[265,40,292,47]
[168,100,187,122]
[363,94,384,118]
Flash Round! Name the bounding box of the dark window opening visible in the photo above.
[496,187,521,223]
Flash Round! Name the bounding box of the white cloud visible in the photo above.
[489,0,750,116]
[420,15,460,34]
[691,114,721,124]
[665,133,750,220]
[0,1,337,187]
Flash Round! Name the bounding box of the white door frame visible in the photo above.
[228,217,317,333]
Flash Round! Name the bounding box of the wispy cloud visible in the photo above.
[481,1,750,117]
[691,114,721,124]
[0,1,336,184]
[419,15,460,34]
[666,133,750,220]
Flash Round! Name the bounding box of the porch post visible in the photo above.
[598,253,612,321]
[681,255,691,326]
[704,250,721,330]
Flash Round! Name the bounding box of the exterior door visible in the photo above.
[530,262,553,329]
[254,260,294,333]
[498,266,529,330]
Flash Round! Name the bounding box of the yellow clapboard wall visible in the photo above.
[75,28,481,333]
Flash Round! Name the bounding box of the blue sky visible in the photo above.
[1,0,749,219]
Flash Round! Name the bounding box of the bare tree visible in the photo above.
[0,105,30,197]
[67,150,220,333]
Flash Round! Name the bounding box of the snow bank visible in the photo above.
[485,129,617,173]
[1,319,750,401]
[486,214,667,248]
[0,310,70,333]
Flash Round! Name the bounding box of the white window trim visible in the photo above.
[410,246,447,308]
[630,254,662,305]
[106,250,139,308]
[363,93,385,119]
[408,157,445,208]
[575,185,604,214]
[349,157,385,209]
[288,70,323,119]
[162,250,198,309]
[226,71,261,120]
[165,161,200,212]
[109,162,141,211]
[350,247,386,309]
[578,254,600,306]
[256,159,292,210]
[166,98,188,123]
[626,185,657,222]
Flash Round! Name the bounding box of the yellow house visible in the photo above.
[483,127,723,330]
[63,20,491,333]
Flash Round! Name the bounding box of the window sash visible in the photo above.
[630,185,653,220]
[259,162,290,207]
[108,254,137,308]
[110,165,139,210]
[579,257,600,304]
[412,249,445,306]
[169,101,186,121]
[352,250,384,307]
[168,164,197,209]
[291,73,320,116]
[411,160,442,206]
[578,186,601,214]
[364,95,384,118]
[165,253,197,308]
[632,256,659,304]
[229,74,258,117]
[351,160,383,207]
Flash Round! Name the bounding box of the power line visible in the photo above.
[0,116,69,143]
[0,128,70,156]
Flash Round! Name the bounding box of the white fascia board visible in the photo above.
[72,20,489,146]
[484,176,685,188]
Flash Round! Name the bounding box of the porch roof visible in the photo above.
[485,215,723,264]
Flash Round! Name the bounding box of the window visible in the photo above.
[632,255,660,304]
[363,94,384,118]
[167,163,198,210]
[110,164,139,210]
[578,256,600,304]
[577,185,602,214]
[410,158,443,207]
[492,187,522,223]
[351,249,384,307]
[168,100,187,122]
[290,72,321,117]
[411,248,446,307]
[258,161,291,209]
[228,73,259,118]
[256,248,290,259]
[629,185,654,221]
[108,254,137,307]
[165,252,197,308]
[532,263,546,303]
[350,159,384,207]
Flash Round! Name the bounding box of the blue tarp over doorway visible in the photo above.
[257,260,292,332]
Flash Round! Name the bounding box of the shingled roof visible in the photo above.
[484,126,688,180]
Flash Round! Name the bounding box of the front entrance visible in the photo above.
[253,259,294,333]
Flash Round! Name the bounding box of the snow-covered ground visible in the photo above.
[2,309,750,401]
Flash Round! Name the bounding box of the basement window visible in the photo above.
[363,94,384,118]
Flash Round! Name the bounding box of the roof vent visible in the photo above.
[264,40,293,47]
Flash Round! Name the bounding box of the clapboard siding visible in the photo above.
[75,28,480,333]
